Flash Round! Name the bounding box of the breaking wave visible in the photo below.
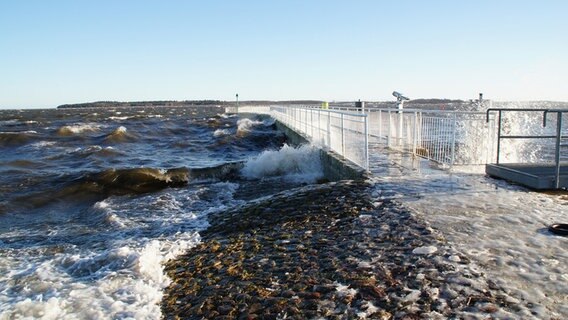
[0,131,37,147]
[12,163,247,210]
[237,118,265,133]
[56,124,101,136]
[103,126,136,143]
[70,145,121,158]
[241,144,323,183]
[213,129,231,137]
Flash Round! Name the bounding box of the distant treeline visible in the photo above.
[56,100,326,109]
[57,100,229,109]
[57,98,467,109]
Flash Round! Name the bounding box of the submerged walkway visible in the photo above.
[367,139,568,318]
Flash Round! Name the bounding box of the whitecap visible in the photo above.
[241,144,323,183]
[236,118,264,132]
[57,123,101,135]
[213,129,231,137]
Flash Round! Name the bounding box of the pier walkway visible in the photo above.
[229,104,568,318]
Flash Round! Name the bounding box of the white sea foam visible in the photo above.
[213,128,231,137]
[369,146,568,318]
[58,123,101,134]
[0,130,37,134]
[0,120,19,125]
[236,118,264,132]
[0,182,241,320]
[406,182,568,318]
[241,144,323,183]
[30,141,57,149]
[114,126,127,134]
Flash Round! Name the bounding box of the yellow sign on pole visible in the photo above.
[322,101,329,109]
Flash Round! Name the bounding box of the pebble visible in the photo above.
[412,246,438,255]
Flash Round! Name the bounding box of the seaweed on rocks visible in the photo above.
[161,180,520,319]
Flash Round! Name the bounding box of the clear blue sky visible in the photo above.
[1,0,567,108]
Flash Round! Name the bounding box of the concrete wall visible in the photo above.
[274,121,368,181]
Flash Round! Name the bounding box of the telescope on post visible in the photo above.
[392,91,409,102]
[392,91,409,113]
[392,91,409,145]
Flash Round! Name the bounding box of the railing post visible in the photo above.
[378,110,382,140]
[311,108,314,138]
[387,110,392,147]
[364,114,369,170]
[412,111,417,155]
[496,110,502,164]
[554,112,563,189]
[398,110,403,147]
[327,111,331,148]
[341,113,345,156]
[304,109,307,134]
[450,112,457,167]
[318,110,321,144]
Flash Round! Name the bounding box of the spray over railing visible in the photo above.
[226,104,495,169]
[227,102,566,175]
[270,106,369,170]
[366,108,497,167]
[485,108,568,189]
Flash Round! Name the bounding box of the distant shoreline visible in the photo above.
[56,100,326,109]
[55,99,471,109]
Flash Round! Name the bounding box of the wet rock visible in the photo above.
[161,180,522,319]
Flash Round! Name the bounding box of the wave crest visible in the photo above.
[92,167,190,194]
[237,118,264,133]
[57,124,100,136]
[0,131,37,146]
[104,126,136,143]
[241,144,323,183]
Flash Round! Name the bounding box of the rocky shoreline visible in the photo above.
[161,180,521,319]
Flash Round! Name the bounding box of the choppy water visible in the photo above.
[0,106,323,319]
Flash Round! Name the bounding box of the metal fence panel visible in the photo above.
[257,105,369,170]
[366,109,497,166]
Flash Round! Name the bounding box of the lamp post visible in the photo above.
[236,93,239,113]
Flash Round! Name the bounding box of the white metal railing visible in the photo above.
[225,104,499,169]
[226,103,567,170]
[270,106,369,170]
[367,108,497,166]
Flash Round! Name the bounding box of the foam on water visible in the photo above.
[108,116,132,121]
[405,181,568,318]
[57,123,101,135]
[241,144,323,183]
[369,145,568,317]
[236,118,265,132]
[30,141,57,149]
[0,182,242,319]
[213,128,231,137]
[0,130,37,134]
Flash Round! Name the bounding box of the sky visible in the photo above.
[1,1,567,108]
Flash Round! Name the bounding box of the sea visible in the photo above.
[0,106,324,319]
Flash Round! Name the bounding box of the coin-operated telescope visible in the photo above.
[392,91,409,102]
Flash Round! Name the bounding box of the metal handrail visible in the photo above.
[486,108,568,188]
[269,105,369,170]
